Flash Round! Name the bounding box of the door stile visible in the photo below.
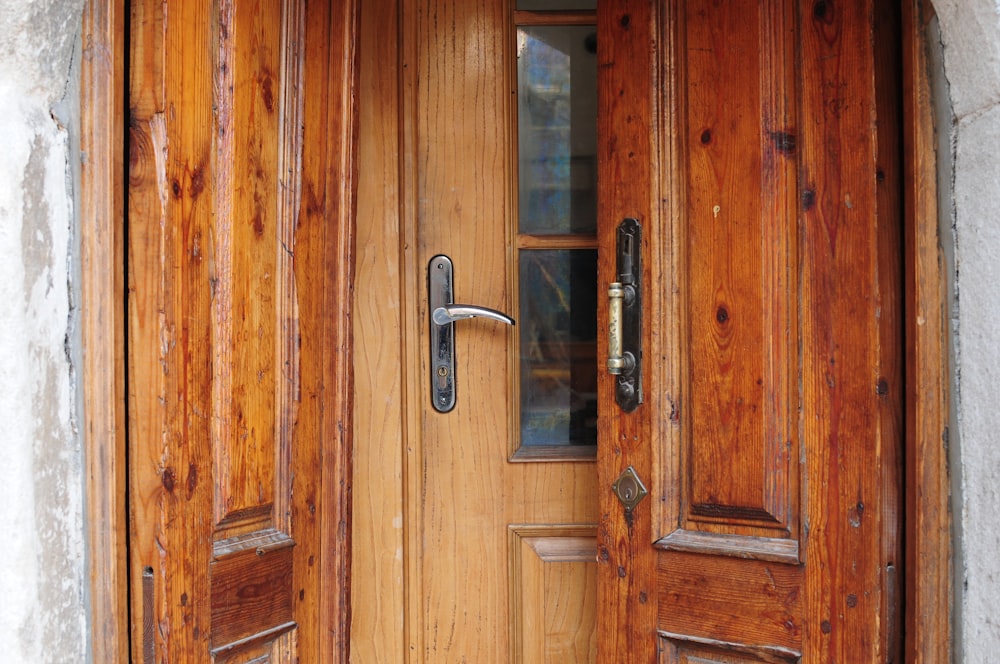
[797,0,902,658]
[596,0,659,660]
[351,0,408,659]
[308,1,361,659]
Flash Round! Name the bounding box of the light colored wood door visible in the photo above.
[127,0,357,661]
[596,1,903,661]
[352,0,600,662]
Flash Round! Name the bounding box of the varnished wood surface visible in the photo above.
[82,0,950,659]
[902,0,954,660]
[598,1,904,661]
[80,0,127,661]
[407,0,599,656]
[595,0,659,661]
[353,0,600,660]
[127,0,357,661]
[350,0,406,658]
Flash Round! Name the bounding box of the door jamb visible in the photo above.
[79,0,952,660]
[901,1,954,660]
[80,1,127,661]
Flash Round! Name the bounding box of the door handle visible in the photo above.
[429,255,515,412]
[432,304,515,326]
[607,218,642,411]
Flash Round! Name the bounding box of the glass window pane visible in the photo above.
[517,0,597,9]
[519,249,597,446]
[517,25,597,234]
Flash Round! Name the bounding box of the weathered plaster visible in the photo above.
[932,0,1000,659]
[0,0,87,661]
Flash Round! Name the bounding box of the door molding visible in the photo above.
[80,1,126,661]
[79,0,360,660]
[901,1,954,660]
[79,0,950,660]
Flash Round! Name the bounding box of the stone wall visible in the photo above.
[0,1,87,661]
[933,0,1000,658]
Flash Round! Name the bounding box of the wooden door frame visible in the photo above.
[78,0,950,660]
[79,0,360,661]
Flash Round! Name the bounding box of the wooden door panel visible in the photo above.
[656,553,801,649]
[598,0,902,661]
[510,527,599,663]
[128,0,356,660]
[680,0,797,537]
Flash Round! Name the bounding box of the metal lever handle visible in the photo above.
[432,304,515,327]
[429,255,514,412]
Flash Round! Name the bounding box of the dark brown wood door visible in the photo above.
[596,1,903,661]
[127,0,356,661]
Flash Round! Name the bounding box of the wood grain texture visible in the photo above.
[682,0,796,533]
[371,0,602,660]
[798,0,901,658]
[600,1,903,660]
[596,0,659,661]
[127,0,358,660]
[292,0,360,660]
[902,0,954,660]
[80,0,127,661]
[509,527,598,664]
[350,0,406,658]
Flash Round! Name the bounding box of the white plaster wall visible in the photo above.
[933,0,1000,660]
[0,0,87,661]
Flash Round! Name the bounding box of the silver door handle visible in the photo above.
[432,304,515,326]
[428,255,515,412]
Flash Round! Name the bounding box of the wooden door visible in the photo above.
[597,1,903,662]
[352,0,601,661]
[127,0,357,661]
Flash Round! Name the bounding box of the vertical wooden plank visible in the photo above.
[80,0,127,661]
[596,0,658,660]
[411,0,512,658]
[130,0,217,658]
[351,0,406,658]
[798,0,899,659]
[902,0,954,661]
[297,0,360,659]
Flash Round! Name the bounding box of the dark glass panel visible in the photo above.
[519,249,598,446]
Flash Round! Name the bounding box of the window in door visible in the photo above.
[514,5,599,460]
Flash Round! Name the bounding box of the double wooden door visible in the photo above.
[354,0,902,662]
[127,0,902,661]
